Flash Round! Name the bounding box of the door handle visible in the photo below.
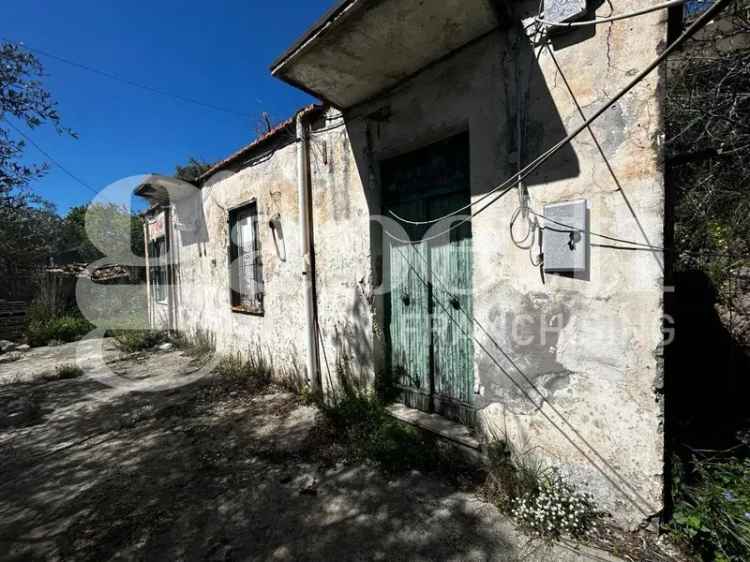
[401,293,411,306]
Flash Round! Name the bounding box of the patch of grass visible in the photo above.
[321,391,443,473]
[43,363,84,382]
[670,455,750,562]
[111,330,167,352]
[483,441,547,513]
[213,349,272,387]
[174,329,215,358]
[26,315,94,347]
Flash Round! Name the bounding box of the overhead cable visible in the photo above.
[5,40,253,118]
[388,242,657,516]
[528,209,745,259]
[3,118,100,196]
[388,0,732,229]
[383,185,516,245]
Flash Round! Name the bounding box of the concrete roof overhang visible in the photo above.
[271,0,511,109]
[133,175,197,205]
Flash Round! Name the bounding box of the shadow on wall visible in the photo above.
[174,191,211,248]
[320,283,380,397]
[666,271,750,454]
[340,13,583,399]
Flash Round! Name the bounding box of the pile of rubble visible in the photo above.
[45,263,139,283]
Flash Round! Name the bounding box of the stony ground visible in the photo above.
[0,340,622,562]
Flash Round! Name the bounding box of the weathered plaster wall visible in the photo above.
[307,0,668,527]
[168,140,309,383]
[307,120,380,394]
[157,0,668,528]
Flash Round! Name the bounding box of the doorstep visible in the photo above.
[385,403,482,452]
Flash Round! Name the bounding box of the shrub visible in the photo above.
[671,456,750,562]
[111,330,166,352]
[26,315,94,347]
[43,363,84,382]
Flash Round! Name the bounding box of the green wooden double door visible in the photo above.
[382,133,476,426]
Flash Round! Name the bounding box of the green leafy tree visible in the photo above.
[58,203,145,264]
[0,41,76,271]
[0,41,76,208]
[0,200,61,271]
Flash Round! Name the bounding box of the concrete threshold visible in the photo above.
[385,403,482,451]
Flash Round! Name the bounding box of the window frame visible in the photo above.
[228,200,265,316]
[149,236,168,304]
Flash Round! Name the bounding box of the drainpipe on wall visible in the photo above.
[164,206,175,334]
[143,220,152,330]
[296,112,321,392]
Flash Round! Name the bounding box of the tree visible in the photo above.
[0,41,76,208]
[666,1,750,284]
[0,41,76,272]
[0,200,61,272]
[57,204,145,264]
[174,157,212,183]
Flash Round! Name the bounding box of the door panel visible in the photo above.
[381,133,475,424]
[386,200,432,404]
[429,193,475,412]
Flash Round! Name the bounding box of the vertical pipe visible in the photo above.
[164,206,174,333]
[166,205,178,334]
[297,113,321,392]
[143,220,152,329]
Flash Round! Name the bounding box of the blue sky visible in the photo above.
[4,1,336,215]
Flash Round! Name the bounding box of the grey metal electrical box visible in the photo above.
[543,199,588,273]
[544,0,587,25]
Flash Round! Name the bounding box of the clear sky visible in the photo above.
[4,1,337,215]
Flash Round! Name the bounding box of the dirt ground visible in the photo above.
[0,340,621,562]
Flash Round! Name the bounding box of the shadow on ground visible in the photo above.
[0,341,612,562]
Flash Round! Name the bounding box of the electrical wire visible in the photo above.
[387,241,658,515]
[535,0,689,28]
[3,118,100,196]
[383,185,516,245]
[4,40,253,118]
[388,0,730,229]
[528,208,746,259]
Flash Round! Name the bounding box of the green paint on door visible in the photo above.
[382,133,475,425]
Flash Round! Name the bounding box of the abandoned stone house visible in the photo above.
[135,0,671,527]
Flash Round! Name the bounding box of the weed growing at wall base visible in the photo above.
[321,391,445,473]
[483,440,602,542]
[214,353,270,383]
[511,469,601,541]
